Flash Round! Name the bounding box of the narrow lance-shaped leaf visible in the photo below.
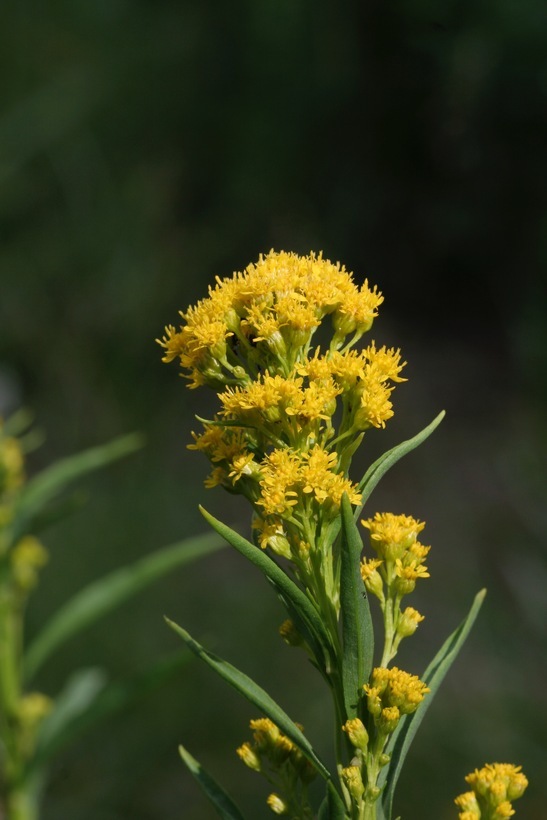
[199,506,335,674]
[31,652,191,773]
[354,411,445,520]
[24,532,223,681]
[166,618,332,782]
[318,780,349,820]
[340,494,374,719]
[12,433,144,541]
[379,588,486,819]
[179,743,247,820]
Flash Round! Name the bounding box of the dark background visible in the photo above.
[0,2,545,818]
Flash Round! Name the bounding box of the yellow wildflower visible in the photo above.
[266,794,288,815]
[342,718,369,752]
[456,763,528,820]
[397,607,425,638]
[236,742,261,772]
[364,667,429,723]
[360,557,384,601]
[333,280,384,337]
[341,765,365,801]
[362,513,426,561]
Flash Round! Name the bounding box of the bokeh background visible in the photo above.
[1,2,546,818]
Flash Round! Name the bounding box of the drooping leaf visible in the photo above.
[379,588,486,819]
[166,618,332,781]
[33,667,107,762]
[31,652,190,772]
[24,531,223,681]
[340,494,374,719]
[12,433,143,541]
[179,744,247,820]
[354,411,445,520]
[199,506,335,673]
[318,780,348,819]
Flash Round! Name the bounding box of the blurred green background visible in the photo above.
[0,1,545,818]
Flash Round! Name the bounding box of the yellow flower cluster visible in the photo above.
[237,717,316,816]
[363,666,430,735]
[455,763,528,819]
[361,512,430,598]
[158,250,384,386]
[161,252,406,579]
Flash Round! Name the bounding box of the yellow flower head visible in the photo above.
[236,742,261,772]
[341,765,365,800]
[466,763,528,803]
[397,606,425,638]
[364,666,429,723]
[360,557,385,601]
[342,718,369,752]
[362,513,425,561]
[159,251,384,387]
[266,793,289,815]
[456,763,528,819]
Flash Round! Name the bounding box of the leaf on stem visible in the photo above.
[166,618,332,781]
[24,532,223,681]
[199,506,335,674]
[340,494,374,719]
[318,780,349,819]
[379,588,486,819]
[12,433,144,541]
[354,411,445,520]
[179,743,247,820]
[31,652,190,772]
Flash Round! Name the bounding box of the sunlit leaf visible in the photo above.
[166,618,332,781]
[199,506,335,674]
[179,743,246,820]
[379,588,486,819]
[340,494,374,719]
[354,411,445,519]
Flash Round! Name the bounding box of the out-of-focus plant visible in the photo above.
[159,250,528,819]
[0,413,222,820]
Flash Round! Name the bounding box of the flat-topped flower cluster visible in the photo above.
[158,250,405,606]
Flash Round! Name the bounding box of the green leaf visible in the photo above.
[166,618,332,781]
[318,780,348,820]
[199,506,334,673]
[179,743,246,820]
[24,531,223,681]
[354,411,445,520]
[31,653,190,772]
[379,588,486,819]
[340,494,374,719]
[12,433,144,540]
[33,667,107,762]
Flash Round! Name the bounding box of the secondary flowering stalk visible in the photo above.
[0,421,52,820]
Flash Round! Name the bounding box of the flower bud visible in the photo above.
[236,742,261,772]
[266,793,288,815]
[342,718,369,752]
[397,607,424,638]
[341,766,365,801]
